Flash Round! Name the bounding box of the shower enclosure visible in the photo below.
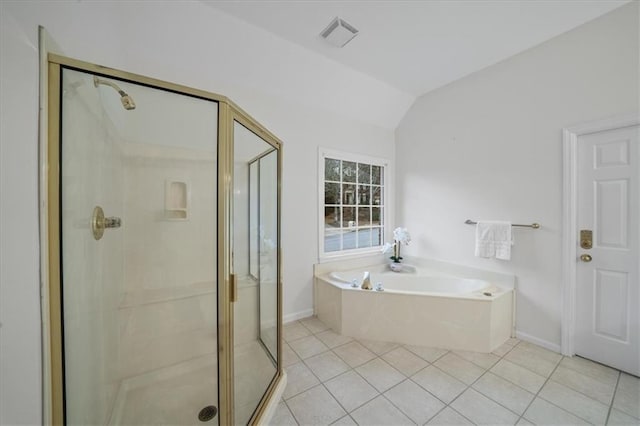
[44,55,282,425]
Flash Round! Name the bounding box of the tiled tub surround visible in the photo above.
[314,258,515,352]
[274,316,640,426]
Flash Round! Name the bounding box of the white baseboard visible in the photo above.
[283,309,314,324]
[516,330,561,353]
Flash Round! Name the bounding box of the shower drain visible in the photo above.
[198,405,217,422]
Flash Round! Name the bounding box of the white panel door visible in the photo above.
[576,124,639,375]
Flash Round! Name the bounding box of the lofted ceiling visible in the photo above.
[205,0,629,97]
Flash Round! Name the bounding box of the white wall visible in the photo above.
[396,3,639,349]
[0,1,399,423]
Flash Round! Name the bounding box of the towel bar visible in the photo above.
[465,219,540,229]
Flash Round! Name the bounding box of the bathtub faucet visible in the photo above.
[361,271,373,290]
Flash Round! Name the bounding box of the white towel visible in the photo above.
[475,221,513,260]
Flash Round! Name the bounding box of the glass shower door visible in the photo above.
[232,119,279,424]
[59,67,219,425]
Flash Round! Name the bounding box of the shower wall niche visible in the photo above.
[46,56,283,426]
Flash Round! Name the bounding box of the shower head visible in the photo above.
[93,76,136,110]
[120,93,136,110]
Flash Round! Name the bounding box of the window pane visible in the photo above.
[324,229,341,252]
[324,206,340,228]
[342,207,356,228]
[358,228,372,247]
[372,207,381,225]
[325,182,340,204]
[358,163,370,184]
[343,229,357,250]
[372,165,381,185]
[321,152,386,255]
[372,186,382,205]
[372,227,382,246]
[342,184,356,205]
[343,161,356,182]
[358,207,371,226]
[357,185,370,205]
[325,158,340,181]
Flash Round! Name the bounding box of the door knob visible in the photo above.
[580,254,592,262]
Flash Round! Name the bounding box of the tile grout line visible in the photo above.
[513,355,590,425]
[562,354,622,384]
[284,320,628,426]
[502,344,563,378]
[329,414,356,426]
[340,356,397,415]
[304,343,376,417]
[422,405,466,426]
[379,379,424,423]
[435,399,477,426]
[604,370,622,425]
[539,359,621,416]
[282,398,301,426]
[356,350,455,423]
[420,339,536,424]
[546,371,619,410]
[414,340,521,417]
[442,346,523,423]
[487,345,569,397]
[288,321,384,423]
[465,340,560,415]
[324,341,441,422]
[375,392,416,424]
[289,324,539,425]
[313,346,408,422]
[406,360,486,426]
[514,355,561,423]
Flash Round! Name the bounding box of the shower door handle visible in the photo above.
[92,206,122,240]
[230,274,238,303]
[104,216,122,229]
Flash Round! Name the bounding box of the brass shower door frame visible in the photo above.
[228,106,284,423]
[44,54,283,425]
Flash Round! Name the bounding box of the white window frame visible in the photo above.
[318,147,391,262]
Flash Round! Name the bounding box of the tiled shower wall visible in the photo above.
[119,147,217,378]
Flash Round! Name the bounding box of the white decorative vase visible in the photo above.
[389,262,403,272]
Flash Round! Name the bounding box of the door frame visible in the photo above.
[561,113,640,356]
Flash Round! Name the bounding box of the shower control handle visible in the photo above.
[92,206,122,240]
[104,217,122,229]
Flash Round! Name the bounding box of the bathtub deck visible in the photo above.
[315,275,514,353]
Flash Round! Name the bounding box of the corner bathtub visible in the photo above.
[314,266,514,353]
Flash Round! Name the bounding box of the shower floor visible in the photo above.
[112,340,276,425]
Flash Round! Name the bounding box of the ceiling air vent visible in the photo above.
[320,17,359,48]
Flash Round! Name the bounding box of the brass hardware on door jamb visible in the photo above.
[580,254,593,262]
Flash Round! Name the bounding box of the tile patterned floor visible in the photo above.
[271,316,640,426]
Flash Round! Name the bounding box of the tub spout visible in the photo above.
[361,271,373,290]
